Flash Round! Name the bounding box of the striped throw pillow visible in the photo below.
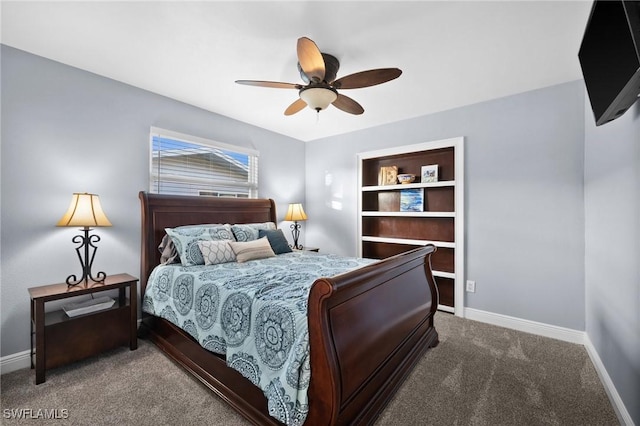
[229,237,276,263]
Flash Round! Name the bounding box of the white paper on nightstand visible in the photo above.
[62,296,115,317]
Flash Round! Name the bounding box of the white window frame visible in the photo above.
[149,127,259,198]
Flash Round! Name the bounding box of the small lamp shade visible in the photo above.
[57,193,112,228]
[284,203,308,222]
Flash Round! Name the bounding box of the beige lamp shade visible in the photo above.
[57,193,112,227]
[299,87,338,112]
[284,203,307,222]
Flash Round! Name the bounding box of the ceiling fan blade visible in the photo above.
[297,37,325,82]
[284,98,307,116]
[332,68,402,89]
[235,80,301,89]
[332,94,364,115]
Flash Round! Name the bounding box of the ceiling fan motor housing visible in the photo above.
[298,53,340,83]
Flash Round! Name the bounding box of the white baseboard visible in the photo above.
[584,336,635,426]
[1,350,31,375]
[464,307,634,426]
[464,307,586,344]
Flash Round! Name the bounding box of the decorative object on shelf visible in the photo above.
[397,173,416,184]
[400,189,424,212]
[421,164,439,183]
[284,203,307,250]
[378,166,398,185]
[57,193,112,287]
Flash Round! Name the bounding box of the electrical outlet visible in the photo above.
[466,280,476,293]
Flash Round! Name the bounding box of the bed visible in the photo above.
[138,191,440,425]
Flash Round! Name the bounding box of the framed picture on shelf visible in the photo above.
[421,164,439,183]
[400,189,423,212]
[378,166,398,185]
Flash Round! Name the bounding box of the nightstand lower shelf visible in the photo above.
[42,302,131,370]
[29,273,138,384]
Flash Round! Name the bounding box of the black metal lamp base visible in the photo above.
[290,221,303,250]
[66,227,107,287]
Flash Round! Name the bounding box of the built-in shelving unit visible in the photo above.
[357,137,464,315]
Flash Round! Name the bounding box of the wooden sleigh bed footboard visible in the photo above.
[138,191,439,425]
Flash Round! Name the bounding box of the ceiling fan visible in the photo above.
[235,37,402,116]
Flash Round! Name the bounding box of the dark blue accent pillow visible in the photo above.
[258,229,293,254]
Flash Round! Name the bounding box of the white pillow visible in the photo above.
[229,237,276,263]
[197,240,236,265]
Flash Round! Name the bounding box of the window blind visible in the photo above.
[150,128,258,198]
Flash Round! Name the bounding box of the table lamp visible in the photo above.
[284,203,307,250]
[57,193,112,286]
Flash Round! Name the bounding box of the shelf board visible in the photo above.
[433,270,455,280]
[361,211,455,218]
[438,304,455,313]
[362,180,455,192]
[44,299,129,327]
[361,236,455,249]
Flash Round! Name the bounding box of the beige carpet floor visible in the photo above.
[1,312,619,425]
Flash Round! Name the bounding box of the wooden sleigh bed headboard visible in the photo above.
[139,191,276,296]
[138,191,440,425]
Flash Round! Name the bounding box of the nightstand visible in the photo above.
[28,273,138,384]
[294,246,319,252]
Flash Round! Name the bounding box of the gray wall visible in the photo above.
[0,45,305,356]
[584,100,640,424]
[306,81,586,331]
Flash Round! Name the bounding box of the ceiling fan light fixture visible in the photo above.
[299,87,337,112]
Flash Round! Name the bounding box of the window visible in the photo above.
[150,127,258,198]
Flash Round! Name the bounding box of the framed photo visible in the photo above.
[400,189,423,212]
[378,166,398,185]
[421,164,439,183]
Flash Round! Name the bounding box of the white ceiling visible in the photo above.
[1,1,592,142]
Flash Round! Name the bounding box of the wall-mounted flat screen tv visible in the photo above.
[578,0,640,126]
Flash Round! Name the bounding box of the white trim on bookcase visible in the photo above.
[356,137,463,160]
[357,136,465,317]
[361,211,456,218]
[362,181,455,191]
[360,236,456,249]
[453,138,464,317]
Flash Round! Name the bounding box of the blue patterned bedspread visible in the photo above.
[142,251,376,425]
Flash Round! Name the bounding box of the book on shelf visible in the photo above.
[400,188,423,212]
